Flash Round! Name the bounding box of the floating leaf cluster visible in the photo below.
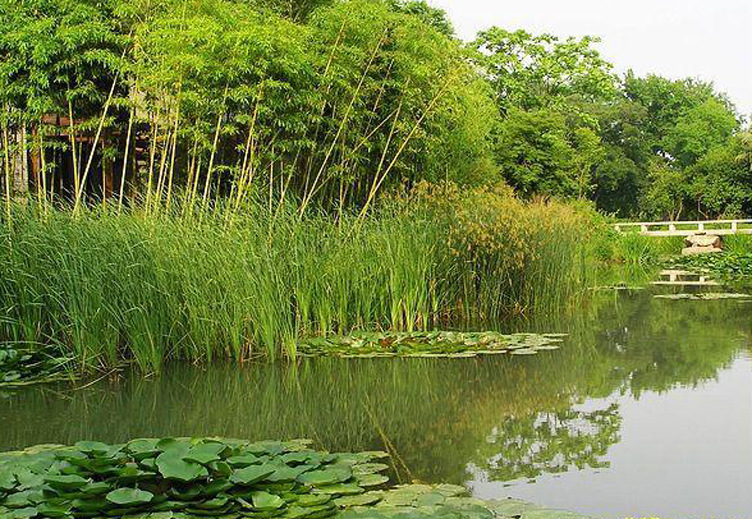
[0,439,393,519]
[668,252,752,278]
[297,332,566,359]
[0,345,72,388]
[654,293,752,300]
[339,484,493,518]
[339,486,589,519]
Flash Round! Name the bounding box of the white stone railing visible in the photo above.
[614,219,752,237]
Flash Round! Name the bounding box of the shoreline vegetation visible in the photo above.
[0,189,604,373]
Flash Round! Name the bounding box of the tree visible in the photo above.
[387,0,454,36]
[471,28,617,113]
[640,159,686,220]
[623,73,735,157]
[664,98,739,169]
[685,134,752,218]
[494,108,578,197]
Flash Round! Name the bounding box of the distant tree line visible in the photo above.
[0,0,749,218]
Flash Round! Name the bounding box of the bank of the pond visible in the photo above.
[0,191,607,373]
[0,438,589,519]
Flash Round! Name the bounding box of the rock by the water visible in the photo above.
[682,233,722,255]
[684,233,722,248]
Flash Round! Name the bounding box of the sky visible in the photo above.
[428,0,752,118]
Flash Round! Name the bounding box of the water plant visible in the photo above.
[668,252,752,278]
[653,293,752,300]
[0,343,72,387]
[297,331,566,358]
[0,439,591,519]
[0,438,391,519]
[0,193,601,373]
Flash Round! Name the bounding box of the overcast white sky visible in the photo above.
[429,0,752,118]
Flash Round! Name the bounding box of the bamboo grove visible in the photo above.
[0,0,496,216]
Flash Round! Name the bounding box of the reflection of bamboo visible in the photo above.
[362,395,413,483]
[288,363,324,447]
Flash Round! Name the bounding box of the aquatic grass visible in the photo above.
[604,232,683,266]
[722,234,752,255]
[0,192,604,372]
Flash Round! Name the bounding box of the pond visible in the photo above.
[1,283,750,518]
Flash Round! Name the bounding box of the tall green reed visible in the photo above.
[0,190,603,373]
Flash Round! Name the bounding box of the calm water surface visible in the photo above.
[1,286,751,517]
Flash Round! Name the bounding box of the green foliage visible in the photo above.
[664,98,739,169]
[387,0,454,36]
[493,108,604,198]
[0,438,393,519]
[0,191,603,372]
[1,0,749,219]
[0,0,499,211]
[0,0,125,118]
[472,28,617,112]
[669,251,752,278]
[0,343,72,387]
[298,330,565,358]
[622,73,732,154]
[684,132,752,217]
[640,160,686,220]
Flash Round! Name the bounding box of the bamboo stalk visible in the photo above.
[2,116,12,223]
[299,30,388,216]
[201,86,229,209]
[165,103,181,212]
[145,106,162,213]
[67,100,80,199]
[118,107,135,213]
[358,74,454,221]
[40,131,48,212]
[73,68,122,214]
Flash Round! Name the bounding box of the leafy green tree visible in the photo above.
[685,133,752,217]
[245,0,335,21]
[640,159,686,220]
[494,108,577,197]
[664,97,739,168]
[623,73,735,157]
[579,97,651,215]
[387,0,454,36]
[472,28,617,113]
[570,126,604,198]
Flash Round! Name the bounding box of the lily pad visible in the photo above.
[106,488,155,506]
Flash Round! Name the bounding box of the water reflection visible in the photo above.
[0,287,750,516]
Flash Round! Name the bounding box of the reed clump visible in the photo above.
[0,187,606,372]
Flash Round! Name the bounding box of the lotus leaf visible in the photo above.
[44,474,90,491]
[251,491,286,511]
[106,488,155,506]
[314,483,364,496]
[155,454,208,483]
[352,464,389,476]
[298,468,351,487]
[184,443,227,465]
[355,475,389,488]
[229,465,276,486]
[297,331,565,359]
